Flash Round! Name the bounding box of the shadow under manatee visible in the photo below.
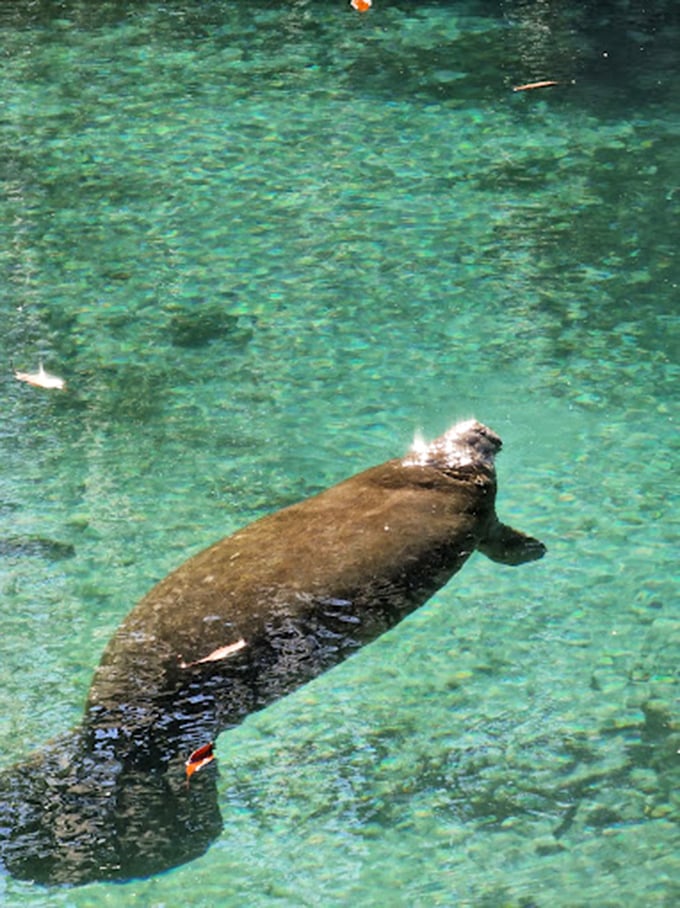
[0,420,546,887]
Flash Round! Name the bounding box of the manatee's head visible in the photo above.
[402,419,502,471]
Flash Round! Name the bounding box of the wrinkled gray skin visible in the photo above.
[0,420,545,886]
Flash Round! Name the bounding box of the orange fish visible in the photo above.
[350,0,372,12]
[185,742,215,781]
[512,80,559,92]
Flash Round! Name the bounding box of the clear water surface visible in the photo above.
[0,0,677,905]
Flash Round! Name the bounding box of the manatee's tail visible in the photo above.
[0,728,223,886]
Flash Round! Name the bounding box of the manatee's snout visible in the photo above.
[404,419,502,470]
[451,419,502,460]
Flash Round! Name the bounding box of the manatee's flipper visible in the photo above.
[478,522,546,566]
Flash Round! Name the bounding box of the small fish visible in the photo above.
[14,363,66,391]
[512,80,559,92]
[185,742,215,781]
[178,638,247,669]
[350,0,372,12]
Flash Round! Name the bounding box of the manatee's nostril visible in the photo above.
[403,419,502,470]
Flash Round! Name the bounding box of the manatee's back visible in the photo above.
[86,459,493,715]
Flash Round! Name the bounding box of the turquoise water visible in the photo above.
[0,0,677,904]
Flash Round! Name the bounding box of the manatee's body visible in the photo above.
[0,420,545,885]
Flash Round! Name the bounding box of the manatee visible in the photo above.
[0,419,545,885]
